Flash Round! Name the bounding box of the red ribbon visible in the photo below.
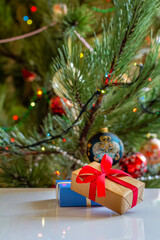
[76,154,138,208]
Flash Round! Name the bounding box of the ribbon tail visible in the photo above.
[97,174,106,198]
[89,181,97,201]
[108,176,138,208]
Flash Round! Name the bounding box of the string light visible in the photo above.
[80,53,83,58]
[2,62,143,150]
[55,171,60,176]
[147,133,151,138]
[133,108,137,112]
[148,78,152,82]
[13,115,18,121]
[23,16,29,21]
[105,79,109,85]
[10,72,141,150]
[47,133,50,136]
[42,217,45,227]
[91,6,115,13]
[27,19,33,25]
[138,83,160,114]
[63,139,66,142]
[105,72,111,85]
[11,138,15,143]
[38,233,43,238]
[1,88,50,132]
[132,63,140,68]
[137,175,160,181]
[101,90,105,94]
[31,102,35,107]
[37,90,43,96]
[41,146,45,151]
[31,6,37,12]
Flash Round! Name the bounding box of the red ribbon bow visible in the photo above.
[76,154,138,208]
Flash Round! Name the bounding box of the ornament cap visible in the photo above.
[100,128,108,133]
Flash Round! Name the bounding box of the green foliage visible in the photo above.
[51,0,160,152]
[1,0,160,187]
[62,4,94,37]
[144,179,160,188]
[0,156,54,187]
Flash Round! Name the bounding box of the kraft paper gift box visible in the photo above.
[56,180,101,207]
[71,155,145,215]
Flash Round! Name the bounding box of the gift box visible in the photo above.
[71,154,145,215]
[56,180,101,207]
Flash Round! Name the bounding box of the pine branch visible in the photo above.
[0,150,60,156]
[111,2,140,69]
[0,47,43,77]
[79,1,144,153]
[0,47,26,66]
[79,93,103,154]
[75,74,84,108]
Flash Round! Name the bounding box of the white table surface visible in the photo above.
[0,188,160,240]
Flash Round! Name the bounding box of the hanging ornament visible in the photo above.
[22,68,36,82]
[147,163,160,175]
[49,96,71,116]
[140,136,160,165]
[119,152,147,178]
[87,128,124,165]
[53,4,68,16]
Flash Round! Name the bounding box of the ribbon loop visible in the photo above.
[76,154,138,207]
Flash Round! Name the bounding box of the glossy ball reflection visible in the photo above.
[87,130,124,165]
[140,138,160,165]
[119,152,147,178]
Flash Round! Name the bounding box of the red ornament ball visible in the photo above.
[50,96,71,116]
[22,68,36,82]
[140,138,160,165]
[119,152,147,178]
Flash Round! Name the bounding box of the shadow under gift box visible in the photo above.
[71,162,145,215]
[56,180,101,207]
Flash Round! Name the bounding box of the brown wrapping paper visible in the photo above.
[71,161,145,215]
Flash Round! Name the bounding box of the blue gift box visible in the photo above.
[56,180,101,207]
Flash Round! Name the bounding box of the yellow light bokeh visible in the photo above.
[27,19,33,25]
[133,108,137,112]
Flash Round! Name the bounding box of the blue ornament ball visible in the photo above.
[87,129,124,165]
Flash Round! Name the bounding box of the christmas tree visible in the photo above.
[0,0,160,188]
